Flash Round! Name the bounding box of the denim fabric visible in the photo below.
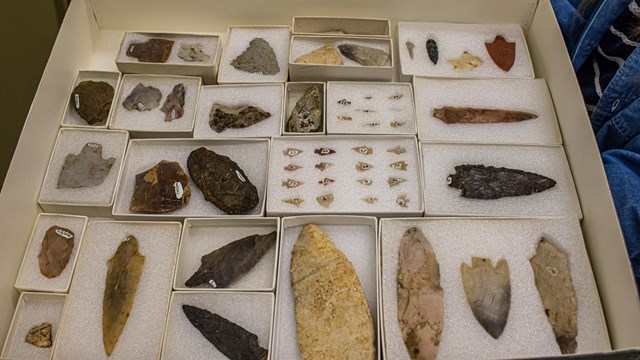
[551,0,640,291]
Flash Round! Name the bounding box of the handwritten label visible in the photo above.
[174,182,184,199]
[129,45,135,52]
[137,103,145,111]
[87,143,99,148]
[74,94,80,109]
[235,170,246,182]
[55,229,73,239]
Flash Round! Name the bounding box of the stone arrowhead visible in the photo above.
[231,38,280,75]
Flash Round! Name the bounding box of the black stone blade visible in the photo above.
[426,38,438,65]
[182,305,267,360]
[185,231,277,288]
[447,164,556,199]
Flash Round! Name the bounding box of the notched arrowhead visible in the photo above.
[185,231,277,288]
[460,257,511,339]
[57,143,116,189]
[530,237,578,354]
[485,35,516,72]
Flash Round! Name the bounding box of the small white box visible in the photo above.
[113,138,270,219]
[174,217,280,292]
[38,128,129,217]
[116,32,221,84]
[162,291,274,360]
[267,135,424,216]
[420,142,582,218]
[289,35,394,81]
[413,77,561,144]
[52,221,181,360]
[217,26,291,84]
[283,82,326,136]
[1,292,66,360]
[15,213,87,293]
[109,74,201,138]
[272,215,380,359]
[326,81,416,135]
[397,22,534,82]
[193,83,285,138]
[60,70,121,129]
[292,16,391,37]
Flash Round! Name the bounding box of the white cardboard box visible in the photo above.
[1,0,639,354]
[292,16,391,37]
[60,70,121,129]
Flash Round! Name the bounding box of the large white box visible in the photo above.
[1,0,639,354]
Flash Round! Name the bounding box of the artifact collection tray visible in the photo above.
[3,2,639,359]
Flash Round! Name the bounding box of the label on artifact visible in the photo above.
[55,229,73,239]
[74,94,80,109]
[235,170,246,182]
[174,181,184,199]
[87,143,99,148]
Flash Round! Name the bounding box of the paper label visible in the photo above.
[74,94,80,109]
[55,229,73,239]
[87,143,99,148]
[235,170,246,182]
[174,182,184,199]
[137,103,145,111]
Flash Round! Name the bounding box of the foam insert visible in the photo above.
[218,27,290,83]
[398,22,534,79]
[113,139,269,217]
[421,143,582,217]
[290,36,392,67]
[15,214,87,293]
[1,293,65,360]
[414,78,561,144]
[274,220,378,359]
[52,221,180,360]
[162,292,274,360]
[38,129,129,206]
[61,70,120,128]
[193,84,284,138]
[267,136,422,215]
[110,74,200,134]
[379,218,610,359]
[117,32,219,66]
[175,219,278,291]
[284,82,326,135]
[326,82,416,135]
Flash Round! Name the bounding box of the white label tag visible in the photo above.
[87,143,99,148]
[74,94,80,109]
[55,229,73,239]
[235,170,246,182]
[137,103,145,111]
[129,45,135,52]
[174,182,184,199]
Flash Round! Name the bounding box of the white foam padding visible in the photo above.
[218,27,290,83]
[2,294,65,360]
[380,218,610,359]
[111,75,200,133]
[284,83,325,135]
[15,214,87,293]
[52,221,180,360]
[290,37,392,67]
[162,292,274,360]
[398,22,534,79]
[38,129,128,206]
[175,223,278,290]
[113,140,269,217]
[326,82,416,135]
[193,84,284,138]
[61,71,120,128]
[274,222,378,359]
[421,143,582,217]
[414,78,561,144]
[267,136,422,214]
[117,32,219,66]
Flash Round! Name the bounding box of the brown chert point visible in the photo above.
[187,147,259,215]
[38,225,75,278]
[70,81,114,125]
[485,35,516,72]
[129,160,190,213]
[290,224,375,360]
[161,83,185,122]
[126,38,174,63]
[433,106,537,124]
